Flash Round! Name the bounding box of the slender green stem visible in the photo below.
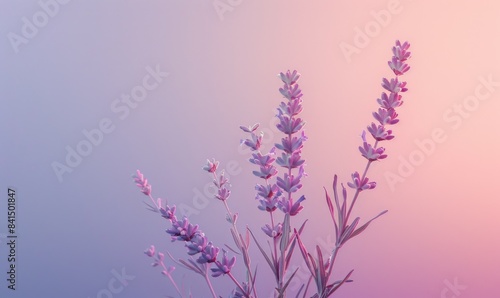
[227,272,250,298]
[215,171,257,298]
[158,261,183,297]
[270,212,278,265]
[148,194,160,210]
[324,246,340,290]
[278,134,294,295]
[345,140,378,222]
[203,265,218,298]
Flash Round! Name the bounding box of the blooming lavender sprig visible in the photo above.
[240,125,284,284]
[275,70,308,216]
[349,40,410,209]
[274,71,308,296]
[143,245,182,297]
[133,170,151,196]
[240,70,308,297]
[296,40,411,297]
[132,170,240,298]
[202,161,255,297]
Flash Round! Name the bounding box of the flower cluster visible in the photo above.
[203,158,232,202]
[132,170,236,278]
[144,245,175,276]
[241,70,308,219]
[353,40,411,191]
[238,70,309,296]
[275,70,308,215]
[202,159,254,297]
[241,126,283,237]
[133,170,151,196]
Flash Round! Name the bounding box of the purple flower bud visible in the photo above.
[197,242,219,264]
[279,83,303,100]
[202,158,219,173]
[276,112,305,135]
[257,195,279,212]
[382,77,407,93]
[347,171,376,191]
[166,217,199,242]
[255,184,281,199]
[241,131,263,151]
[159,205,176,221]
[277,172,303,193]
[261,223,283,238]
[278,99,303,117]
[278,195,306,216]
[373,108,399,125]
[215,187,231,201]
[392,40,411,61]
[239,123,259,133]
[252,165,278,179]
[144,245,155,257]
[359,141,387,161]
[367,123,394,141]
[186,234,207,255]
[377,92,403,110]
[213,170,228,188]
[388,56,410,75]
[133,170,152,196]
[279,70,300,86]
[275,131,307,154]
[211,250,236,277]
[276,151,305,169]
[249,149,276,167]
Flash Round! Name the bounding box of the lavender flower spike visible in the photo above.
[132,170,151,196]
[211,250,236,277]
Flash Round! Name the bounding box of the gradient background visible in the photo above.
[1,1,499,297]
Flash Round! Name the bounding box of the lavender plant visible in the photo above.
[131,40,411,298]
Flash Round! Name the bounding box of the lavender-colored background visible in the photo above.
[1,1,499,297]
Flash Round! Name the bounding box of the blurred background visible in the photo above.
[1,1,499,297]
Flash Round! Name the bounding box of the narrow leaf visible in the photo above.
[295,230,315,276]
[281,267,300,293]
[295,284,305,298]
[142,201,158,213]
[285,219,308,269]
[280,213,291,252]
[324,187,338,236]
[349,210,388,241]
[224,244,240,255]
[230,227,243,251]
[326,269,354,296]
[316,245,326,291]
[339,217,360,246]
[248,228,277,276]
[302,275,313,298]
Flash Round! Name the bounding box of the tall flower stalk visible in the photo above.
[202,158,257,298]
[132,170,243,298]
[295,40,411,297]
[240,70,308,297]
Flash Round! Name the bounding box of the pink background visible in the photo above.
[1,0,499,297]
